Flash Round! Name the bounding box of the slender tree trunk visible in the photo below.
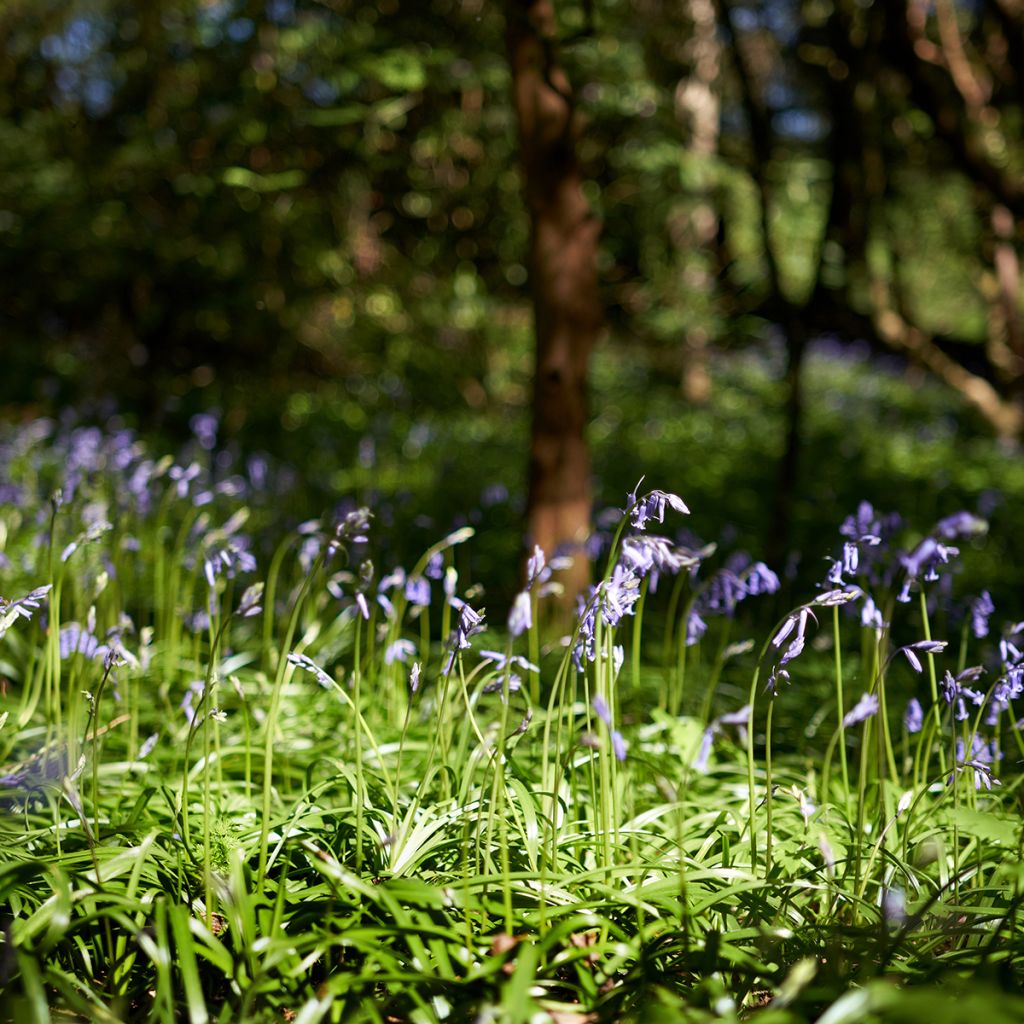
[507,0,603,603]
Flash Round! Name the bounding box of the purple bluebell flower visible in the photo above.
[934,511,987,541]
[169,461,202,499]
[60,622,103,661]
[385,638,416,665]
[619,535,701,579]
[237,582,263,618]
[482,675,523,699]
[180,680,206,725]
[508,591,532,637]
[287,652,335,688]
[940,668,985,721]
[900,640,947,673]
[626,478,690,531]
[611,730,628,761]
[685,609,707,647]
[203,538,256,587]
[970,591,995,639]
[572,565,642,670]
[442,603,486,675]
[951,734,1001,790]
[694,704,750,772]
[405,576,431,608]
[985,670,1023,725]
[409,662,421,694]
[843,692,879,728]
[840,501,885,546]
[765,667,791,694]
[189,412,219,452]
[480,650,539,674]
[592,695,612,726]
[904,697,923,733]
[745,561,780,595]
[693,729,715,773]
[425,552,444,579]
[0,585,51,638]
[860,595,884,631]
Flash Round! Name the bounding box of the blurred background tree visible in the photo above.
[1,0,1022,603]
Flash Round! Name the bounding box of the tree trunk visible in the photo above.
[507,0,603,604]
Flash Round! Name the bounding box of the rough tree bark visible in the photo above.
[507,0,603,604]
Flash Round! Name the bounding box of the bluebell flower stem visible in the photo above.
[765,695,775,875]
[833,607,850,806]
[919,590,947,775]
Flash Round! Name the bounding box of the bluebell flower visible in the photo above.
[405,576,431,608]
[442,603,486,676]
[626,478,690,531]
[860,595,885,631]
[0,584,51,639]
[189,412,219,452]
[904,697,923,733]
[409,661,422,694]
[970,591,995,639]
[508,591,532,638]
[480,650,539,674]
[60,622,103,661]
[685,609,707,647]
[843,692,879,728]
[940,668,985,721]
[384,638,416,665]
[900,640,947,673]
[203,538,256,587]
[572,565,642,669]
[237,582,263,618]
[693,704,750,772]
[287,652,335,688]
[934,511,987,541]
[950,734,1001,790]
[169,461,202,499]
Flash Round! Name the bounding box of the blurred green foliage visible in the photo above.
[0,0,1022,607]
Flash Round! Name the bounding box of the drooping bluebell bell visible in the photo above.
[60,622,103,661]
[237,582,264,618]
[934,511,987,541]
[287,652,335,689]
[860,595,885,631]
[940,668,985,721]
[404,576,431,608]
[951,734,1001,790]
[442,602,486,676]
[572,564,642,670]
[508,591,532,638]
[842,692,879,728]
[591,695,627,761]
[0,584,51,640]
[626,478,690,531]
[384,638,417,665]
[693,704,750,772]
[480,650,539,674]
[970,591,995,639]
[985,670,1022,725]
[899,640,947,673]
[203,538,257,587]
[685,609,707,647]
[189,412,219,452]
[904,697,923,733]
